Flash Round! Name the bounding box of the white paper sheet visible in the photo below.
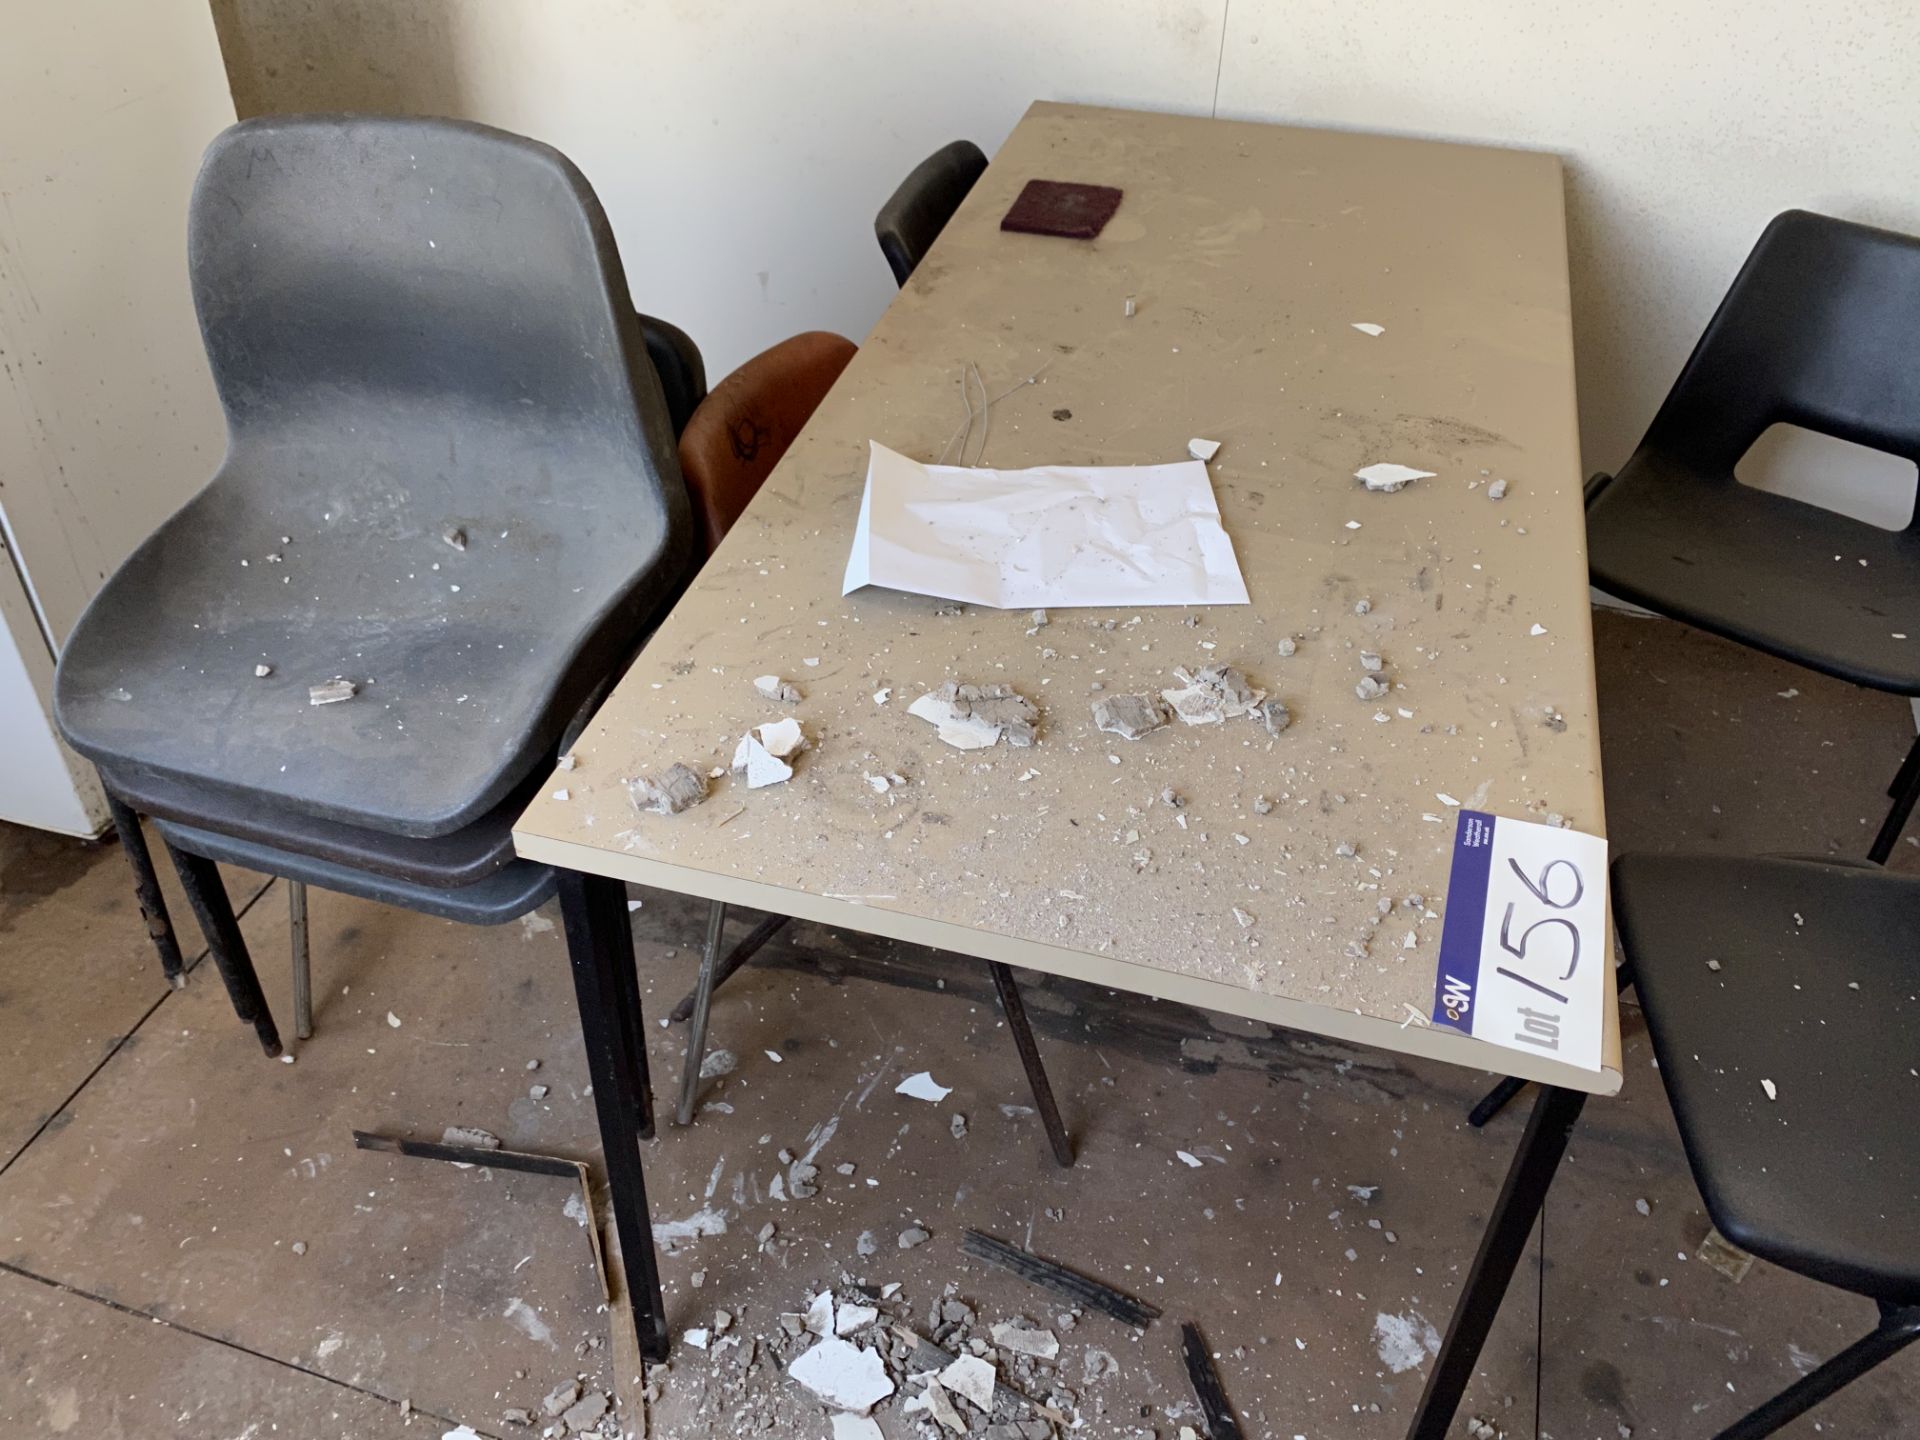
[842,442,1250,609]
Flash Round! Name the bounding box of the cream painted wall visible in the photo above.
[210,0,1226,398]
[1215,0,1920,524]
[0,0,234,832]
[1,0,235,648]
[209,0,1920,509]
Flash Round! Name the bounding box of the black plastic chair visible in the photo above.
[1608,852,1920,1437]
[640,313,706,439]
[875,140,988,286]
[1586,210,1920,862]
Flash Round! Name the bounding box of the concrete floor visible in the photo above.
[3,609,1918,1439]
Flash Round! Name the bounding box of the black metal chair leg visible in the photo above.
[675,900,728,1126]
[289,880,313,1040]
[103,791,186,989]
[1713,1303,1920,1440]
[1887,733,1920,800]
[165,844,281,1058]
[1405,1084,1587,1440]
[987,961,1074,1167]
[1468,965,1634,1127]
[1870,742,1920,863]
[667,912,789,1023]
[557,870,669,1363]
[1467,1075,1529,1129]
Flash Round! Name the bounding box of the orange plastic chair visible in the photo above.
[678,331,858,553]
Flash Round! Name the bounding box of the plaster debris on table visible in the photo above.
[1355,462,1435,492]
[1486,477,1509,500]
[1275,636,1296,657]
[308,677,357,706]
[1354,597,1371,614]
[1091,692,1170,740]
[732,716,807,789]
[1351,321,1386,336]
[1160,665,1265,726]
[1187,437,1222,462]
[440,1125,499,1149]
[1355,675,1389,701]
[629,762,709,815]
[253,663,273,678]
[556,752,577,771]
[441,526,467,551]
[909,682,1038,750]
[754,674,805,703]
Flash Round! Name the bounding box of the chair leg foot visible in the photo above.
[165,844,281,1058]
[988,962,1074,1167]
[1468,1075,1530,1128]
[288,881,313,1041]
[557,870,669,1364]
[675,901,727,1126]
[1711,1304,1920,1440]
[103,791,187,988]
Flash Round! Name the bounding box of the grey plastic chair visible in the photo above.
[54,115,693,1352]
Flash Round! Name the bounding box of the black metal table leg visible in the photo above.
[165,843,281,1057]
[675,900,728,1126]
[1404,1084,1587,1440]
[557,869,669,1363]
[103,790,186,989]
[601,885,657,1143]
[988,961,1074,1168]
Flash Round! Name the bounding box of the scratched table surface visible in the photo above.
[514,101,1620,1095]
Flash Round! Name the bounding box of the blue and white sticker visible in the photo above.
[1431,810,1609,1072]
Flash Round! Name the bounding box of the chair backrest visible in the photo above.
[875,140,988,287]
[639,313,708,440]
[190,114,683,499]
[1642,211,1920,474]
[679,332,857,553]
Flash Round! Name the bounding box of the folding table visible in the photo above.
[512,101,1619,1439]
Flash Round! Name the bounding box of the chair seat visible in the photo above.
[102,760,527,888]
[56,414,686,838]
[155,817,553,925]
[1614,853,1920,1304]
[1589,454,1920,694]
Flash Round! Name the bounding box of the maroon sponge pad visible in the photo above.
[1000,179,1124,240]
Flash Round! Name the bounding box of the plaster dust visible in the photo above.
[512,103,1613,1090]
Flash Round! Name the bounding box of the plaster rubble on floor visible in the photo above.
[787,1336,895,1413]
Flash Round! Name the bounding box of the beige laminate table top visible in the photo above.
[514,101,1620,1096]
